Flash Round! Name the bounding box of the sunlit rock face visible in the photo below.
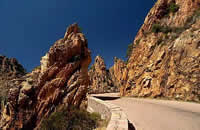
[89,56,119,93]
[121,0,200,102]
[109,57,128,91]
[0,23,91,129]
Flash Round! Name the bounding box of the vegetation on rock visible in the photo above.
[0,56,26,112]
[0,23,92,129]
[166,2,179,14]
[41,106,102,130]
[120,0,200,102]
[126,43,133,59]
[152,24,172,34]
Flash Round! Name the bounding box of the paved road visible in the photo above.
[93,93,200,130]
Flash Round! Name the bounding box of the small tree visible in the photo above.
[167,2,179,14]
[152,24,162,33]
[152,24,172,34]
[126,43,133,59]
[40,106,102,130]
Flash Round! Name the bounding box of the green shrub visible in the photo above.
[40,106,102,130]
[162,2,179,17]
[40,108,68,130]
[152,24,162,33]
[186,8,200,26]
[152,24,171,34]
[169,8,200,35]
[167,2,179,14]
[172,27,186,34]
[161,26,172,34]
[126,40,141,59]
[126,43,133,59]
[89,112,101,122]
[135,39,141,46]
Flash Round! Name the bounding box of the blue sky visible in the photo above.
[0,0,155,71]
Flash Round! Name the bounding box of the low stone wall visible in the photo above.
[88,96,128,130]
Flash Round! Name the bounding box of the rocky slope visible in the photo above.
[0,56,26,105]
[121,0,200,102]
[89,56,118,93]
[109,57,128,91]
[0,55,26,77]
[0,23,91,129]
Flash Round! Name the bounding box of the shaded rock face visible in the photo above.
[0,55,26,78]
[109,57,128,90]
[0,56,26,105]
[89,56,118,93]
[0,23,91,129]
[121,0,200,102]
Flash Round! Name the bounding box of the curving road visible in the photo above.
[92,93,200,130]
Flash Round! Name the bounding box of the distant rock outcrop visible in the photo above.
[121,0,200,102]
[0,56,26,106]
[0,55,26,78]
[109,57,128,91]
[89,56,118,93]
[0,23,91,129]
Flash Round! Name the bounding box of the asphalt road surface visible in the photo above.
[93,93,200,130]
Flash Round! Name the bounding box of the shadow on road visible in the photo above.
[128,120,136,130]
[93,96,120,101]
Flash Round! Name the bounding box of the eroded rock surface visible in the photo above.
[89,56,118,93]
[0,23,91,129]
[0,55,25,78]
[109,57,128,91]
[0,56,26,106]
[121,0,200,102]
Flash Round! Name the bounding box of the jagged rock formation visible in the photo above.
[121,0,200,102]
[0,23,91,129]
[0,55,26,78]
[0,56,26,106]
[89,56,118,93]
[109,57,128,90]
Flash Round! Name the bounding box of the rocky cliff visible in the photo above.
[0,56,26,106]
[109,57,128,91]
[89,56,118,93]
[0,55,26,78]
[0,23,91,129]
[121,0,200,102]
